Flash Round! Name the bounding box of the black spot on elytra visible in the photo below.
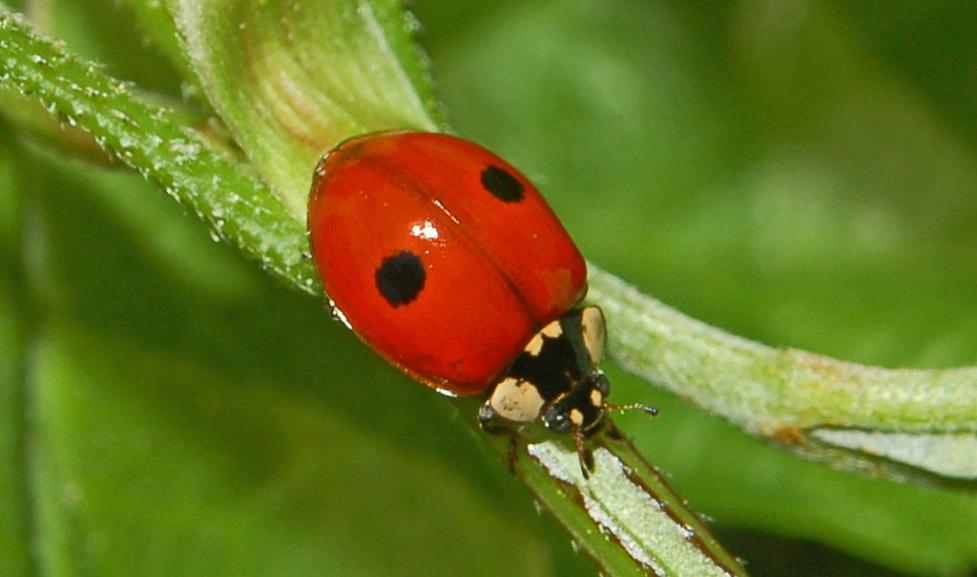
[375,251,426,307]
[480,165,524,203]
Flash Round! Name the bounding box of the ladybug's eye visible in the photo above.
[543,405,572,434]
[375,251,426,307]
[480,165,524,203]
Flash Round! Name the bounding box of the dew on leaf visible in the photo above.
[110,109,131,123]
[402,12,422,33]
[169,139,202,164]
[179,81,199,101]
[117,133,137,150]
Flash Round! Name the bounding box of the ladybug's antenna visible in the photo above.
[606,402,659,418]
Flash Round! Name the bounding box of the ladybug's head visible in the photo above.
[541,371,611,435]
[479,306,657,478]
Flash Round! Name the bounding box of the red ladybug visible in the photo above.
[307,131,654,476]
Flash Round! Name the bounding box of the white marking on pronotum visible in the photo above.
[526,318,563,356]
[524,332,545,356]
[541,320,563,339]
[490,377,545,422]
[528,443,735,577]
[581,306,606,365]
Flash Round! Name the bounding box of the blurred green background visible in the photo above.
[2,0,977,576]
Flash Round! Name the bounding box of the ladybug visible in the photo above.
[307,131,655,477]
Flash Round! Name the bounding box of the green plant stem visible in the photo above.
[588,267,977,480]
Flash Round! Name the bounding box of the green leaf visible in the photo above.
[0,7,319,291]
[22,0,187,98]
[168,0,441,218]
[0,123,29,573]
[0,0,198,166]
[0,289,29,577]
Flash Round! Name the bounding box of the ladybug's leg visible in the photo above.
[506,435,519,474]
[478,401,521,474]
[573,426,595,479]
[477,401,504,434]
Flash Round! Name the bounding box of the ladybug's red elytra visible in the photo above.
[307,131,655,477]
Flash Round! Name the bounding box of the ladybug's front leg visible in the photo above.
[478,402,521,474]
